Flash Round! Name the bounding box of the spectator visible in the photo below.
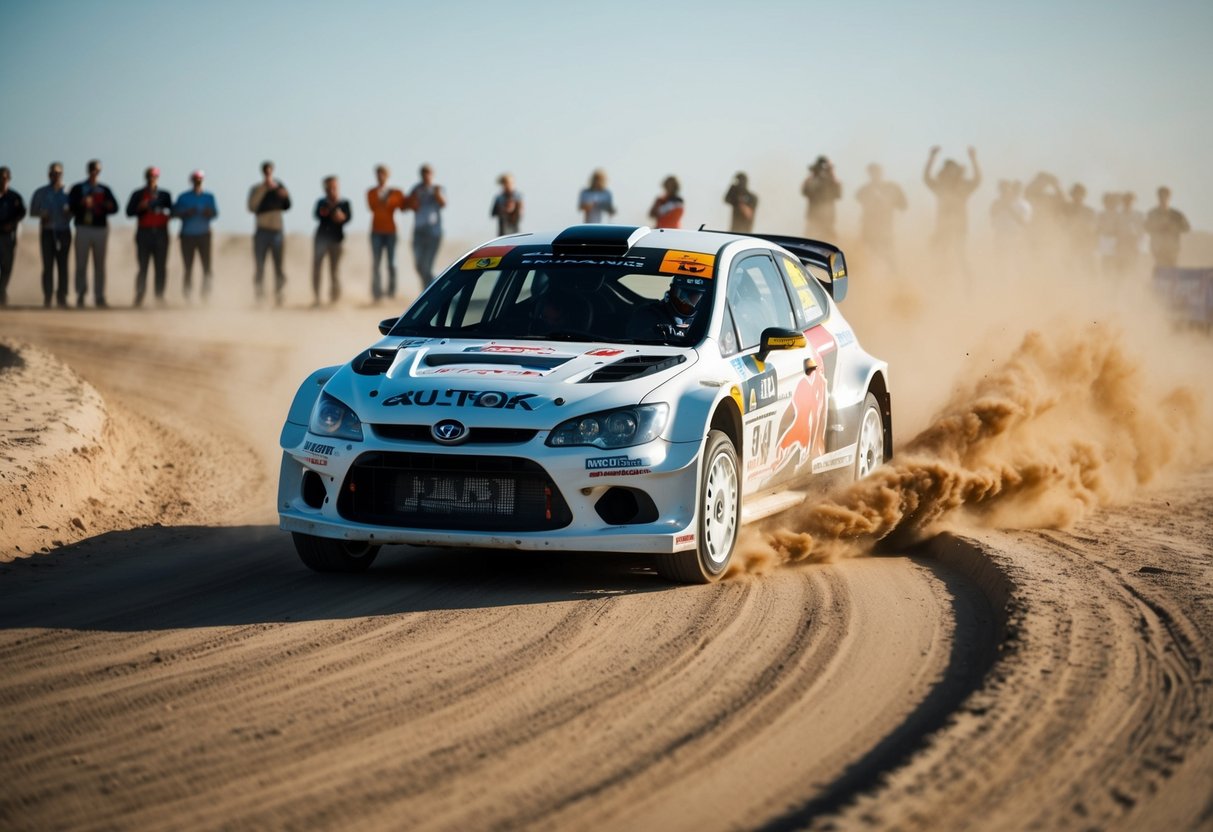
[990,179,1031,248]
[801,155,842,239]
[579,169,615,224]
[172,170,218,302]
[491,173,523,236]
[247,160,291,305]
[1116,192,1146,276]
[923,146,981,279]
[1061,183,1097,272]
[1144,187,1190,269]
[649,176,684,229]
[313,176,351,305]
[0,166,27,307]
[30,162,73,307]
[408,164,445,289]
[1095,192,1124,279]
[366,164,408,303]
[1023,172,1065,251]
[854,163,907,271]
[68,159,119,308]
[125,166,173,307]
[723,172,758,234]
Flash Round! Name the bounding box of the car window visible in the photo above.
[726,253,796,350]
[719,306,739,356]
[779,255,829,329]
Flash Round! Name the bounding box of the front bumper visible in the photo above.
[277,425,703,555]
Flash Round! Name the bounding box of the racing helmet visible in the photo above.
[668,275,708,318]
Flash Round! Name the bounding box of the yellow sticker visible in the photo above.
[659,250,716,278]
[461,255,500,271]
[784,257,809,287]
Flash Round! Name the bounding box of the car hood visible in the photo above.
[321,338,700,430]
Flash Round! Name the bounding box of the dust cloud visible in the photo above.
[734,214,1213,574]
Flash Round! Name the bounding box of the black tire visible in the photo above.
[853,391,885,481]
[292,532,381,573]
[655,430,741,584]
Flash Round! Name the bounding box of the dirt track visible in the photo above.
[1,297,1212,829]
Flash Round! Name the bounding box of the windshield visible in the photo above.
[391,245,717,346]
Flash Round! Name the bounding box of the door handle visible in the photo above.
[803,357,818,376]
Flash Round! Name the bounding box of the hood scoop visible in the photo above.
[352,348,398,375]
[582,354,686,383]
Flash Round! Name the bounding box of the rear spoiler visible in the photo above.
[702,229,849,302]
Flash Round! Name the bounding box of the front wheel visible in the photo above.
[293,532,381,573]
[853,392,885,481]
[655,430,740,584]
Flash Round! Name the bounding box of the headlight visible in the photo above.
[309,392,363,441]
[547,403,668,449]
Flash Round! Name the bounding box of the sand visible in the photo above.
[0,227,1211,830]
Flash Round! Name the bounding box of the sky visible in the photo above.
[2,0,1211,243]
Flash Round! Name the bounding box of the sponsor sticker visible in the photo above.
[303,456,328,467]
[784,257,809,287]
[417,367,545,377]
[675,533,696,545]
[381,389,541,410]
[588,468,652,478]
[586,348,625,357]
[460,245,515,270]
[303,441,335,455]
[463,344,556,355]
[659,250,716,277]
[585,455,647,471]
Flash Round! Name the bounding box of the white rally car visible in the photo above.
[278,225,891,583]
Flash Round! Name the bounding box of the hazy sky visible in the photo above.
[3,0,1210,242]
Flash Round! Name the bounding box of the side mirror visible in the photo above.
[757,327,806,362]
[378,317,399,336]
[827,252,848,302]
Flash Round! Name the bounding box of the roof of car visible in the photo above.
[491,225,763,257]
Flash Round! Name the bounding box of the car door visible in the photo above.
[772,253,832,480]
[722,252,807,490]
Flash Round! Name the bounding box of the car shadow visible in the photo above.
[0,524,668,633]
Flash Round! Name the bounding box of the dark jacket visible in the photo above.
[0,190,27,234]
[126,187,173,230]
[68,182,119,228]
[314,198,352,242]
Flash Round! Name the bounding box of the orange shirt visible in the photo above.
[367,186,408,234]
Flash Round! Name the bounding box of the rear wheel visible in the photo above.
[293,532,381,573]
[854,392,885,480]
[655,430,740,584]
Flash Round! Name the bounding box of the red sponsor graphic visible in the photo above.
[675,533,696,545]
[303,456,328,467]
[776,362,827,469]
[423,367,544,377]
[806,325,836,356]
[588,468,653,478]
[465,344,556,355]
[586,348,625,357]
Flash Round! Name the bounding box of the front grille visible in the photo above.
[371,424,539,445]
[337,452,571,531]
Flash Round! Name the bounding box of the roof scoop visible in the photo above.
[551,225,649,256]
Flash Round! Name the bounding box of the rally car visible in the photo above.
[278,225,891,583]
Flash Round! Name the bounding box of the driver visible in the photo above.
[629,274,708,340]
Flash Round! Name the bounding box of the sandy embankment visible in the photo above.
[1,339,116,558]
[0,337,264,561]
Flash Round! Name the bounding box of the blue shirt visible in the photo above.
[30,184,72,231]
[410,184,443,234]
[579,187,615,223]
[173,191,219,236]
